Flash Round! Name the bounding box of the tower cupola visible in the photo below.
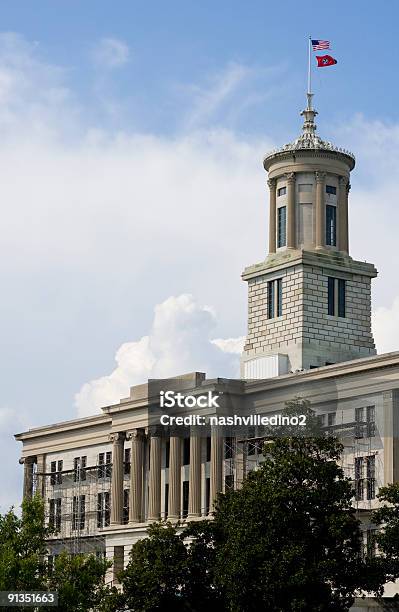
[241,99,377,378]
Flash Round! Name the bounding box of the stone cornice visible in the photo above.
[15,412,111,441]
[242,249,378,281]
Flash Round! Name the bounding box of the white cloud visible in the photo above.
[75,294,240,417]
[373,296,399,355]
[211,336,245,354]
[92,37,130,68]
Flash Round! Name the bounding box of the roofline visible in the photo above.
[14,351,399,442]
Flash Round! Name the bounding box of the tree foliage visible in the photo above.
[0,494,113,612]
[116,520,224,612]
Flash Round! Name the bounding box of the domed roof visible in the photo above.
[264,94,355,171]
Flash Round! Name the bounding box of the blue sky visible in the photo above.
[1,1,399,509]
[2,0,398,138]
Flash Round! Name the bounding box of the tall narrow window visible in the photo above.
[72,495,85,530]
[57,460,63,484]
[366,406,376,437]
[277,206,287,248]
[124,448,131,475]
[182,481,189,518]
[327,277,346,317]
[123,489,129,524]
[267,278,283,319]
[55,499,61,531]
[326,205,337,246]
[366,455,376,500]
[276,278,283,317]
[165,440,170,468]
[355,457,364,501]
[206,437,211,462]
[205,477,210,515]
[338,279,346,317]
[50,461,57,486]
[267,280,275,319]
[105,451,112,478]
[355,407,365,439]
[164,483,169,517]
[327,277,335,316]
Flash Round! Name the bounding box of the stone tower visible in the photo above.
[241,95,377,378]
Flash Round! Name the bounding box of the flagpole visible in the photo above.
[307,36,312,108]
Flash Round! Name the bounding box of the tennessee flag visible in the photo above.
[316,55,337,67]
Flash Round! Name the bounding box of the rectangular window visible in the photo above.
[355,457,364,501]
[97,492,110,528]
[277,206,287,248]
[206,437,211,462]
[326,204,337,246]
[123,489,129,524]
[267,280,275,319]
[98,453,104,478]
[205,477,210,515]
[165,440,170,468]
[327,277,346,317]
[277,186,286,197]
[338,279,346,317]
[276,278,282,317]
[55,499,61,531]
[364,529,376,558]
[57,460,63,485]
[327,277,335,316]
[74,456,86,482]
[124,448,131,475]
[72,495,85,530]
[182,481,189,518]
[183,438,190,466]
[366,456,376,500]
[105,452,112,478]
[326,185,337,195]
[164,483,169,517]
[367,406,376,437]
[50,461,57,486]
[267,279,283,319]
[355,407,365,439]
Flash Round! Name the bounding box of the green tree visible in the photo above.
[0,494,48,593]
[47,551,113,612]
[117,520,224,612]
[0,495,114,612]
[373,482,399,590]
[213,405,388,611]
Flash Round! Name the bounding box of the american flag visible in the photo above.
[312,39,330,50]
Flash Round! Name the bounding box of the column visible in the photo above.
[315,171,326,249]
[168,431,181,520]
[148,428,162,522]
[338,176,349,253]
[268,178,277,254]
[127,429,145,524]
[188,429,201,518]
[286,172,296,249]
[210,427,223,513]
[36,454,46,498]
[110,432,125,525]
[19,456,34,499]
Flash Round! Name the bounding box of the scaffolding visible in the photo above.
[33,459,126,557]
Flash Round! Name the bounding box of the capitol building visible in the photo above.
[15,96,399,609]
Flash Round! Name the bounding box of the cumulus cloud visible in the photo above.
[92,37,130,68]
[373,296,399,355]
[75,294,241,416]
